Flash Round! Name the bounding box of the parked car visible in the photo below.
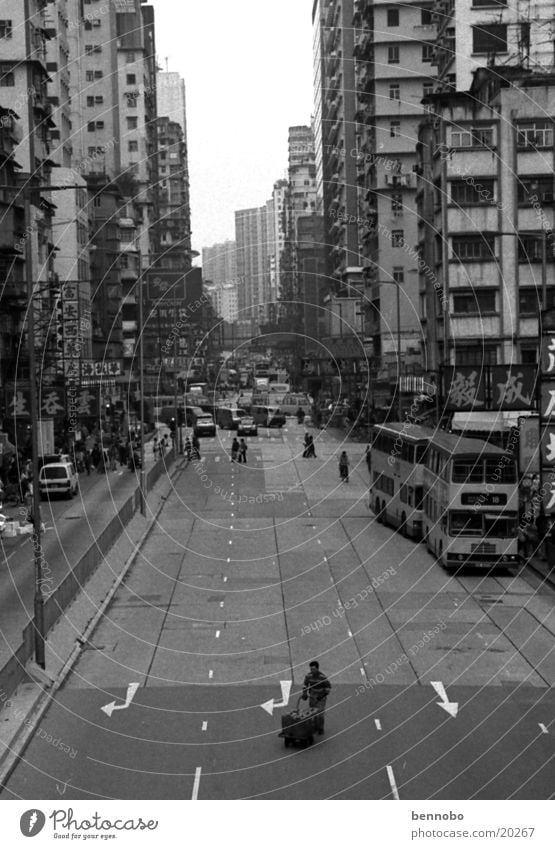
[39,462,79,499]
[217,407,247,430]
[237,416,258,437]
[251,405,286,428]
[194,414,216,437]
[184,406,204,428]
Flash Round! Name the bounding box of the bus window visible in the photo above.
[400,485,408,503]
[415,444,427,464]
[484,513,518,538]
[452,460,483,483]
[449,511,483,536]
[441,511,448,531]
[415,486,424,509]
[485,459,516,484]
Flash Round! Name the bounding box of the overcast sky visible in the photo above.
[150,0,314,256]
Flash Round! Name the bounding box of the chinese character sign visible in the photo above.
[444,367,486,410]
[519,415,540,475]
[541,334,555,375]
[6,384,31,418]
[491,365,538,411]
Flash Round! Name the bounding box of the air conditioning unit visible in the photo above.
[542,192,554,202]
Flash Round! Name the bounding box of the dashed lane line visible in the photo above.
[386,765,400,800]
[202,722,208,732]
[192,767,202,800]
[375,719,382,731]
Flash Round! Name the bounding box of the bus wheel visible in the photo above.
[400,513,407,537]
[438,542,443,564]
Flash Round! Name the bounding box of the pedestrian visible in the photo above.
[238,438,247,464]
[306,434,317,458]
[365,444,371,476]
[119,440,127,467]
[153,437,158,457]
[84,449,91,476]
[184,437,192,463]
[192,434,201,460]
[302,433,310,458]
[109,445,117,472]
[302,660,331,735]
[296,406,305,424]
[231,437,239,463]
[339,450,349,482]
[25,480,34,523]
[19,469,29,504]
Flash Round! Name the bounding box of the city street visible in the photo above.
[0,441,169,666]
[1,422,553,800]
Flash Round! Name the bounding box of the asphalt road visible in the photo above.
[0,441,168,663]
[1,422,553,799]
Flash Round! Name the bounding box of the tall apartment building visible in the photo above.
[267,179,287,314]
[202,240,237,287]
[205,282,239,324]
[0,0,57,390]
[434,0,555,93]
[417,66,555,372]
[312,0,359,284]
[235,205,270,329]
[353,0,435,370]
[156,71,191,263]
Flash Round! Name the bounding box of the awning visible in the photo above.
[451,411,534,432]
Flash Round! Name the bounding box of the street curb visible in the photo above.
[0,457,187,789]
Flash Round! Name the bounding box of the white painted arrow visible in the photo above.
[261,681,292,716]
[431,681,459,718]
[101,683,140,718]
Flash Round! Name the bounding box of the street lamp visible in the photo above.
[370,271,418,422]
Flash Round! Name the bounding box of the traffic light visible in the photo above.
[169,417,176,433]
[105,403,112,418]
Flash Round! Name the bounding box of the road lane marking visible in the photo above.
[208,670,213,679]
[219,601,224,608]
[375,719,382,731]
[348,630,353,637]
[360,667,365,677]
[215,456,220,463]
[192,767,202,800]
[202,722,208,731]
[539,723,549,734]
[386,765,400,800]
[215,631,221,638]
[223,576,228,582]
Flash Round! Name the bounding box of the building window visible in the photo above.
[0,20,13,39]
[87,121,104,131]
[126,74,136,85]
[392,230,404,247]
[422,43,434,62]
[393,267,404,284]
[94,70,103,79]
[472,24,507,54]
[389,84,400,100]
[388,46,400,64]
[126,52,135,63]
[387,8,399,26]
[390,121,400,137]
[453,290,496,314]
[450,179,495,204]
[452,235,496,261]
[128,140,138,152]
[423,82,433,99]
[472,0,507,6]
[391,193,403,214]
[518,234,554,263]
[127,117,138,130]
[85,45,101,55]
[448,125,495,148]
[517,175,553,205]
[456,345,497,365]
[0,68,14,86]
[87,96,94,107]
[421,7,433,24]
[93,196,102,208]
[126,92,139,107]
[520,346,538,364]
[517,121,553,149]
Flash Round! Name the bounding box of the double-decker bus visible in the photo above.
[369,423,430,539]
[422,431,519,570]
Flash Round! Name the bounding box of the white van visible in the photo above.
[39,462,79,500]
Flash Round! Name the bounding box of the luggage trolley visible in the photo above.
[278,697,318,748]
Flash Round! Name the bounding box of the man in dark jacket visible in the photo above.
[302,660,331,734]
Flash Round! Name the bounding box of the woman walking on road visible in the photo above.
[238,438,247,464]
[231,437,239,463]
